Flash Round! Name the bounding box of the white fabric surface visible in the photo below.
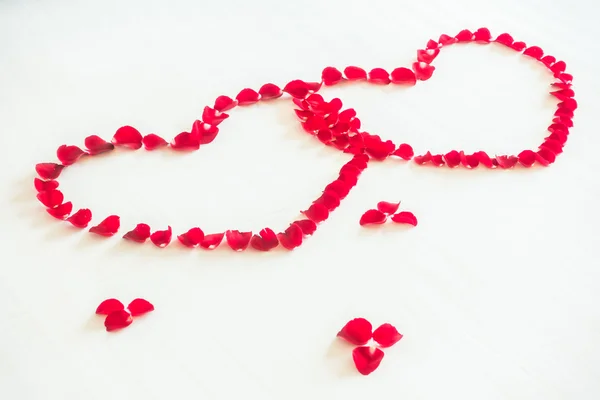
[1,0,599,399]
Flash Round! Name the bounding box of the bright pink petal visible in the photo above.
[89,215,121,237]
[171,131,200,151]
[372,323,403,348]
[214,95,237,112]
[277,223,303,250]
[523,45,544,60]
[191,120,219,145]
[250,228,279,251]
[495,33,514,46]
[66,208,92,228]
[201,106,228,126]
[517,150,537,167]
[127,298,154,316]
[84,135,114,155]
[236,88,260,105]
[417,48,440,63]
[150,226,172,248]
[199,233,224,250]
[368,68,390,84]
[337,318,372,345]
[112,126,143,149]
[443,150,461,168]
[392,143,414,160]
[57,145,85,165]
[496,155,518,169]
[293,219,317,236]
[104,310,133,332]
[473,27,492,43]
[377,201,400,215]
[344,66,367,80]
[226,230,252,251]
[359,209,387,226]
[96,299,125,315]
[391,211,418,226]
[258,83,283,100]
[177,227,204,248]
[123,223,151,243]
[391,67,416,85]
[412,62,435,81]
[142,134,168,150]
[455,29,474,42]
[510,41,527,51]
[550,61,567,74]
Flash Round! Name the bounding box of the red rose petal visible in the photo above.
[510,41,527,51]
[540,55,556,67]
[293,219,317,235]
[324,179,351,199]
[550,61,567,74]
[306,81,322,92]
[150,226,172,248]
[523,45,544,59]
[142,134,168,150]
[96,298,125,315]
[377,201,400,215]
[412,62,435,81]
[372,323,403,348]
[426,39,439,49]
[57,145,85,165]
[303,203,329,223]
[391,211,418,226]
[352,346,385,376]
[359,209,387,226]
[191,120,220,145]
[89,215,120,237]
[557,73,573,83]
[202,106,229,126]
[66,208,92,228]
[430,154,445,167]
[112,126,143,149]
[104,310,133,332]
[171,131,200,151]
[84,135,114,155]
[313,190,341,211]
[226,230,252,251]
[337,318,372,345]
[127,298,154,316]
[344,66,368,80]
[417,48,440,64]
[536,148,557,165]
[368,68,390,84]
[236,88,260,105]
[475,151,494,168]
[474,27,492,43]
[34,178,59,192]
[390,67,417,85]
[540,139,563,154]
[339,171,358,187]
[177,227,205,248]
[455,29,474,42]
[322,66,344,86]
[495,33,514,46]
[250,228,279,251]
[37,189,64,208]
[413,151,432,165]
[517,150,537,167]
[277,223,304,250]
[392,143,414,160]
[46,201,73,219]
[36,163,65,180]
[258,83,283,100]
[123,223,152,243]
[283,80,310,99]
[438,34,456,46]
[460,152,480,169]
[496,155,518,169]
[214,95,237,112]
[199,233,224,250]
[547,131,568,144]
[443,150,461,168]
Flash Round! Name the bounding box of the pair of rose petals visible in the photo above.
[96,298,154,332]
[360,202,418,227]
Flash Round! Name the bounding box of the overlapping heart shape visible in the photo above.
[33,27,575,251]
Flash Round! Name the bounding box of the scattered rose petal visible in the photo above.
[495,33,514,46]
[150,226,172,248]
[36,163,65,180]
[142,134,168,150]
[177,227,205,248]
[461,152,480,168]
[303,203,329,223]
[226,230,252,251]
[390,67,416,85]
[536,148,556,165]
[85,135,114,155]
[112,126,143,149]
[171,131,200,151]
[438,34,457,46]
[372,323,403,348]
[250,228,279,251]
[412,62,435,81]
[443,150,461,168]
[337,318,372,345]
[214,95,237,112]
[523,46,544,59]
[517,150,537,167]
[127,298,154,316]
[37,189,64,208]
[200,233,224,250]
[360,209,387,226]
[96,298,125,315]
[413,151,432,165]
[377,201,400,215]
[236,88,260,105]
[104,310,133,332]
[258,83,283,100]
[66,208,92,228]
[283,80,310,99]
[191,120,220,145]
[202,106,228,125]
[510,41,527,51]
[473,27,492,43]
[392,143,414,160]
[34,178,59,192]
[277,223,304,250]
[550,61,567,74]
[293,219,317,235]
[540,55,556,66]
[46,202,73,219]
[391,211,418,226]
[57,145,85,165]
[426,39,439,49]
[314,190,341,211]
[496,155,519,169]
[417,48,439,64]
[344,66,368,80]
[431,154,445,167]
[455,29,474,42]
[322,66,343,86]
[540,139,563,154]
[123,224,151,243]
[368,68,390,84]
[475,151,494,168]
[352,346,385,376]
[89,215,121,237]
[324,179,351,199]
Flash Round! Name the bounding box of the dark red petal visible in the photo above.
[250,228,279,251]
[37,189,64,208]
[352,346,385,376]
[391,211,418,226]
[344,66,368,80]
[142,134,168,150]
[322,66,344,86]
[236,88,260,105]
[324,179,351,199]
[258,83,283,100]
[200,233,224,250]
[392,143,414,160]
[96,298,125,315]
[214,95,237,112]
[443,150,461,168]
[277,223,304,250]
[455,29,474,42]
[202,106,229,125]
[313,190,341,211]
[191,120,220,145]
[517,150,537,167]
[510,41,527,51]
[377,201,400,215]
[523,45,544,59]
[337,318,372,345]
[104,310,133,332]
[150,226,172,248]
[177,227,205,248]
[225,230,252,251]
[57,145,85,165]
[34,177,59,192]
[293,219,317,235]
[112,126,143,149]
[537,148,557,165]
[171,131,200,151]
[390,67,416,85]
[89,215,120,237]
[417,48,440,64]
[127,298,154,316]
[495,155,518,169]
[46,201,73,219]
[66,208,92,228]
[84,135,114,155]
[35,163,65,180]
[438,34,457,46]
[368,68,390,84]
[372,323,403,348]
[495,33,514,46]
[283,80,310,99]
[303,203,329,223]
[473,27,492,43]
[550,61,567,74]
[412,62,435,81]
[359,209,387,226]
[123,223,151,243]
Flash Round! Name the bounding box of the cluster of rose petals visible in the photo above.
[359,201,418,227]
[96,298,154,332]
[337,318,403,375]
[33,28,574,251]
